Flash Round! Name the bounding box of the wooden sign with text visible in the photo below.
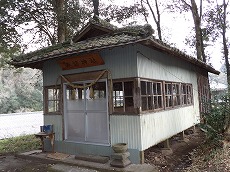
[58,53,104,70]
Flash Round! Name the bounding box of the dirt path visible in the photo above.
[0,154,54,172]
[0,154,99,172]
[145,127,205,171]
[0,127,205,172]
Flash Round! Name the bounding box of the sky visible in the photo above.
[21,0,226,71]
[107,0,225,70]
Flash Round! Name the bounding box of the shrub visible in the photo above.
[200,95,230,141]
[0,135,40,154]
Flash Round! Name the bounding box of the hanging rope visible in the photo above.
[60,70,110,89]
[54,69,112,104]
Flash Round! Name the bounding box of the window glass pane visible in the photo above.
[158,96,162,108]
[48,89,54,100]
[182,84,186,94]
[157,83,161,95]
[165,84,172,95]
[92,82,106,99]
[114,96,124,107]
[124,81,133,96]
[66,85,83,100]
[113,82,122,91]
[166,96,172,107]
[184,95,187,104]
[148,96,153,110]
[142,97,147,111]
[125,97,134,112]
[141,81,146,95]
[113,82,124,109]
[172,84,180,106]
[153,83,157,95]
[177,95,180,105]
[154,97,158,109]
[173,96,178,106]
[48,100,59,112]
[147,82,152,95]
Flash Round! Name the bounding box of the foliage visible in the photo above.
[0,67,43,113]
[0,134,40,154]
[200,95,230,141]
[140,0,162,40]
[100,3,146,25]
[0,0,148,50]
[0,0,90,48]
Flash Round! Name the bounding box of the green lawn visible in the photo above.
[0,135,41,154]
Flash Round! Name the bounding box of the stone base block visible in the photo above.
[111,152,130,160]
[110,159,131,168]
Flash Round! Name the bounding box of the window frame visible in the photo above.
[112,79,136,114]
[140,79,193,113]
[44,85,61,115]
[181,83,193,106]
[140,80,164,112]
[164,82,182,108]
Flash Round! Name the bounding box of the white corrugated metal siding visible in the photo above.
[110,115,142,150]
[140,106,199,151]
[137,44,196,83]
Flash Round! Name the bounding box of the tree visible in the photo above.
[100,3,146,25]
[93,0,99,18]
[169,0,206,62]
[140,0,162,40]
[0,54,43,113]
[0,0,88,48]
[55,0,66,43]
[201,0,230,134]
[218,0,230,134]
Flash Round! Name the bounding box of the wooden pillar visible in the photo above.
[163,139,170,149]
[180,131,185,141]
[139,151,145,164]
[193,125,196,133]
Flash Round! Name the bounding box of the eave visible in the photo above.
[140,38,220,75]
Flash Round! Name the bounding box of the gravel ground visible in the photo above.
[0,155,99,172]
[51,164,99,172]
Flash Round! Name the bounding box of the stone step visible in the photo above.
[75,154,109,164]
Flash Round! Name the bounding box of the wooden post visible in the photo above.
[193,125,196,133]
[139,151,145,164]
[163,139,170,149]
[180,131,185,141]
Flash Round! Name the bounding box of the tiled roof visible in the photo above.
[12,32,145,65]
[11,21,219,74]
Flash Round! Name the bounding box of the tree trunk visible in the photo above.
[222,0,230,134]
[93,0,99,18]
[190,0,205,62]
[146,0,162,40]
[56,0,66,43]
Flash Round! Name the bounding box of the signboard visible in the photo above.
[58,53,104,70]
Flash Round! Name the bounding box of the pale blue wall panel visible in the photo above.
[43,45,138,86]
[44,115,63,141]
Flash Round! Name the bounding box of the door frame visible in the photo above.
[63,78,110,145]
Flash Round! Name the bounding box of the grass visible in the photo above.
[0,134,41,154]
[0,135,62,172]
